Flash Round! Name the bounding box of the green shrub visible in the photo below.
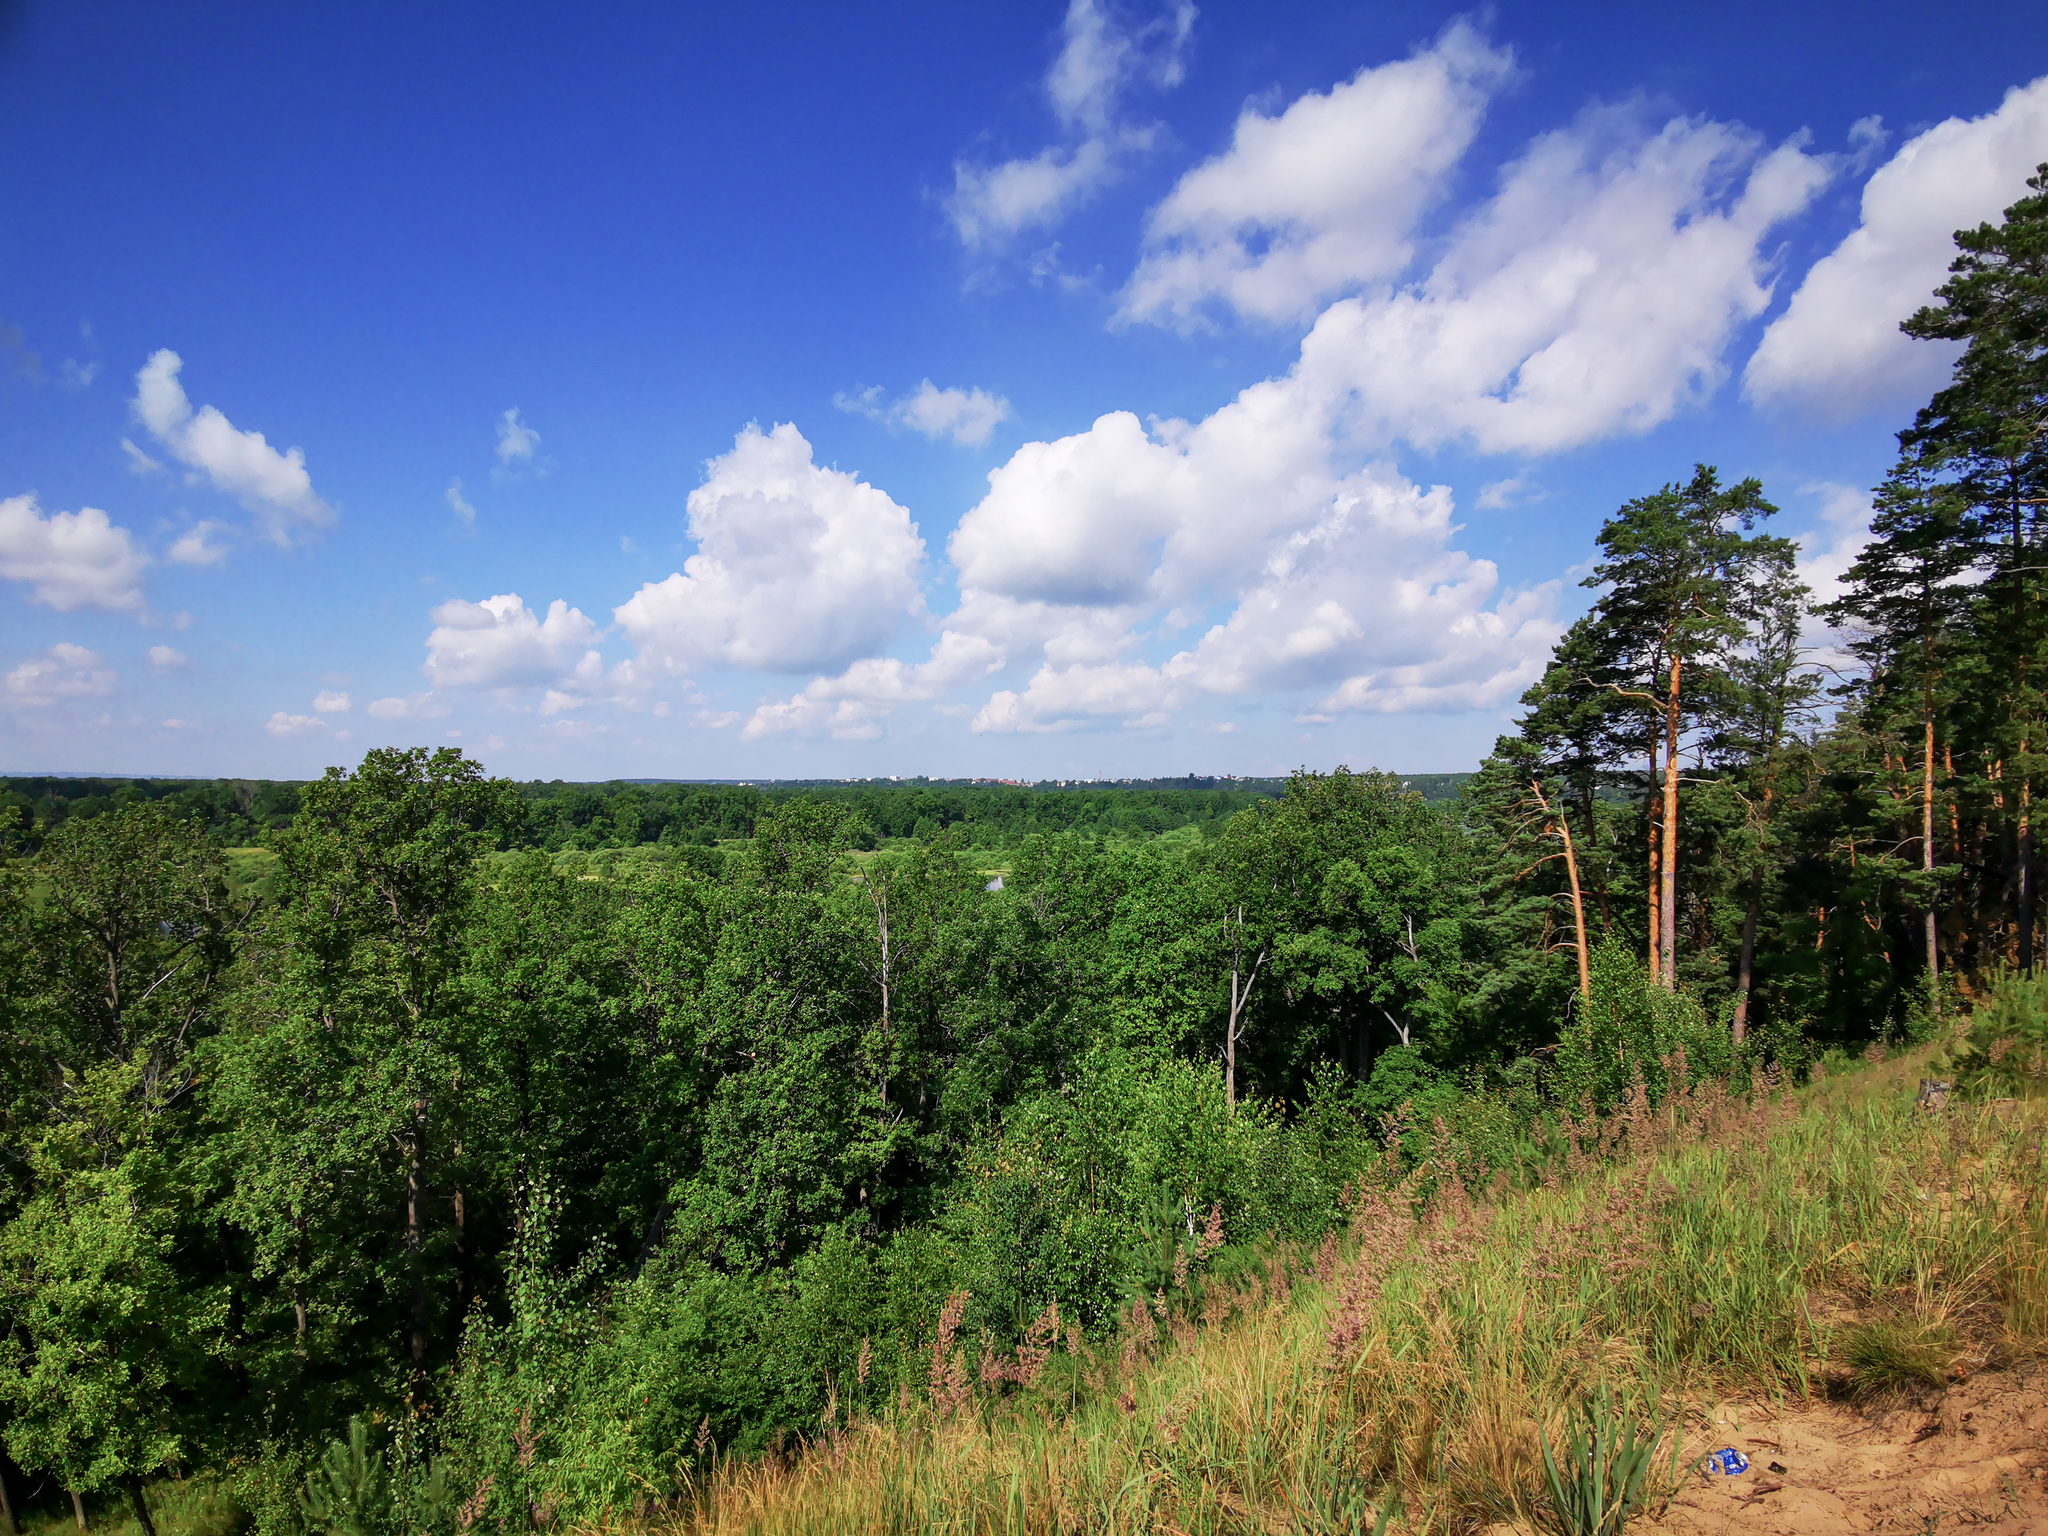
[1950,968,2048,1098]
[1552,942,1731,1113]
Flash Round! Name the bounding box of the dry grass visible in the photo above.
[605,1053,2048,1536]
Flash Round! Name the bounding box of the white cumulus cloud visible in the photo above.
[952,435,1557,733]
[446,477,478,525]
[743,630,1005,741]
[614,422,926,675]
[132,350,333,546]
[835,381,1013,447]
[265,711,326,737]
[1314,106,1831,456]
[0,493,150,612]
[422,593,602,690]
[313,690,352,713]
[149,645,186,668]
[6,644,117,707]
[1121,21,1513,327]
[948,0,1194,248]
[1744,75,2048,416]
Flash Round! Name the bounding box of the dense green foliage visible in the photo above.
[0,775,1329,858]
[1,163,2043,1536]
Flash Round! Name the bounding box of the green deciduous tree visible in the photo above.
[0,806,239,1536]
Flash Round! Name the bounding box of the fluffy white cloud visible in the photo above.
[168,520,229,566]
[0,493,150,612]
[948,0,1194,247]
[446,477,478,525]
[950,410,1188,606]
[133,351,333,545]
[496,408,539,464]
[149,645,186,668]
[422,593,602,689]
[1313,107,1831,455]
[1744,76,2048,415]
[957,452,1556,733]
[6,644,117,707]
[743,630,1004,740]
[265,711,326,737]
[614,423,926,674]
[973,660,1178,734]
[835,381,1013,447]
[314,690,352,713]
[1121,22,1512,326]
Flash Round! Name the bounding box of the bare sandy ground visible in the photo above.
[1647,1367,2048,1535]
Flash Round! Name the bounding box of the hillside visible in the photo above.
[642,1041,2048,1534]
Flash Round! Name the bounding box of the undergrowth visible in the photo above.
[623,1050,2048,1534]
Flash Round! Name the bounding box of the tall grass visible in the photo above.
[640,1056,2048,1535]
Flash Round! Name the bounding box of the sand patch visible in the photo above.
[1650,1367,2048,1534]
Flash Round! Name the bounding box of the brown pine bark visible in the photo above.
[1646,741,1662,984]
[1924,716,1940,1012]
[1532,781,1590,1001]
[1732,895,1760,1044]
[2023,767,2035,975]
[1660,649,1683,990]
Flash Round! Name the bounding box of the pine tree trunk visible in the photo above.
[1645,744,1661,983]
[1924,715,1940,1011]
[1561,815,1591,1003]
[2022,767,2035,975]
[1732,892,1760,1044]
[1660,650,1683,990]
[1533,780,1590,1001]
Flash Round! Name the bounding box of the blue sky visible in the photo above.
[3,1,2046,782]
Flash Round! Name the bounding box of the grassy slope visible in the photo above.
[660,1050,2046,1534]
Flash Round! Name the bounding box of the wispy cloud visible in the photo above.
[834,380,1013,447]
[496,408,539,463]
[132,350,334,546]
[947,0,1195,250]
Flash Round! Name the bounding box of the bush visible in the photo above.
[1949,968,2048,1098]
[1552,942,1731,1113]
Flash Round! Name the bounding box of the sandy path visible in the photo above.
[1648,1368,2048,1534]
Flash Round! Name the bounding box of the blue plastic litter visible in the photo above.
[1708,1448,1750,1476]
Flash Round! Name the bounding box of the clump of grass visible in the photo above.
[1838,1316,1957,1401]
[1538,1385,1676,1536]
